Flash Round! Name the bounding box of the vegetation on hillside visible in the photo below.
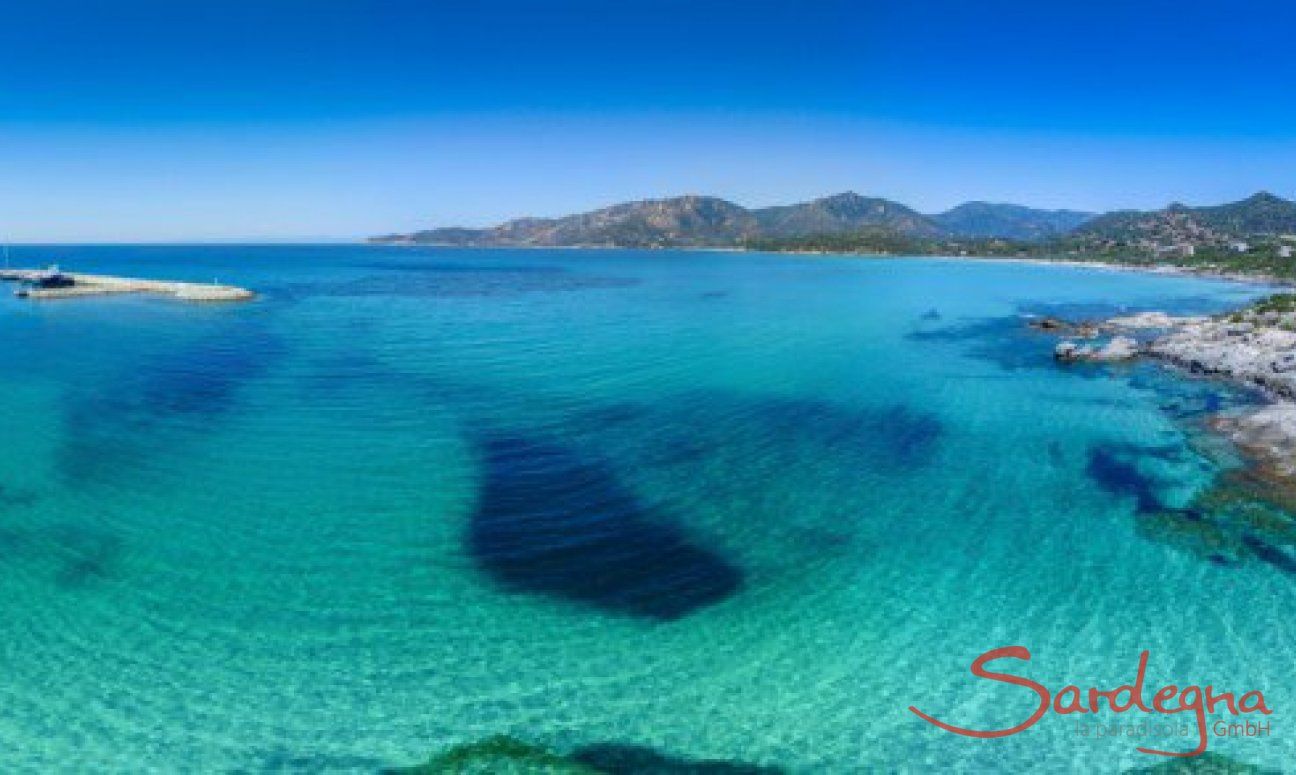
[747,229,1296,278]
[743,230,1032,258]
[376,190,1296,278]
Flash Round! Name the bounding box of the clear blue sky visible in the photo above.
[2,0,1295,241]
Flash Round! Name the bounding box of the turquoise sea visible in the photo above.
[1,246,1292,773]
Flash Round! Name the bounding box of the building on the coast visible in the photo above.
[1281,245,1294,259]
[1230,241,1251,253]
[1153,243,1195,258]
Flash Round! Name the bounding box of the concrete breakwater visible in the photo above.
[0,268,254,302]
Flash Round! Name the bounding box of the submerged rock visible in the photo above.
[1030,316,1099,337]
[1054,341,1086,362]
[1070,298,1296,572]
[1137,306,1296,509]
[1212,404,1296,479]
[1123,750,1281,774]
[387,736,600,774]
[1031,316,1069,331]
[574,743,784,774]
[468,434,743,620]
[1133,468,1296,574]
[1136,508,1248,566]
[1109,299,1296,503]
[389,737,785,775]
[1203,406,1296,532]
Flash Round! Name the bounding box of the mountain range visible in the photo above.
[371,191,1296,250]
[1072,192,1296,247]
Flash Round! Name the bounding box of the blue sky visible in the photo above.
[1,0,1295,241]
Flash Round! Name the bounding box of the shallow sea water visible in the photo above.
[0,246,1290,773]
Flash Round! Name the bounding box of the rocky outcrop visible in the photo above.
[1040,298,1296,399]
[1054,296,1296,495]
[1146,320,1296,399]
[1030,316,1099,337]
[1213,404,1296,478]
[1104,311,1208,331]
[1039,296,1296,531]
[1054,336,1141,363]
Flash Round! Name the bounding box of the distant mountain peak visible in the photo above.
[1076,191,1296,247]
[817,191,865,203]
[752,193,941,239]
[931,202,1094,240]
[1243,191,1287,205]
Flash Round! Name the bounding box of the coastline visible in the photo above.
[915,254,1294,287]
[1051,294,1296,524]
[749,247,1296,287]
[367,240,1296,287]
[981,258,1296,507]
[1034,283,1296,577]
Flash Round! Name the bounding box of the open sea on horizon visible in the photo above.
[0,245,1291,773]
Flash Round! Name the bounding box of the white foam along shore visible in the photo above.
[0,268,254,302]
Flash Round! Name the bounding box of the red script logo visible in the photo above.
[909,646,1271,758]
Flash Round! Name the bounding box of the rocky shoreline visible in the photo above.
[1038,295,1296,573]
[1048,294,1296,489]
[1050,300,1296,393]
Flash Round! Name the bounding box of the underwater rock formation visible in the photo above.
[388,737,786,775]
[386,736,601,774]
[1048,300,1296,576]
[1123,750,1281,774]
[1135,508,1247,566]
[1085,442,1296,573]
[573,743,784,774]
[1212,405,1296,480]
[1029,316,1099,337]
[469,434,743,620]
[1135,474,1296,573]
